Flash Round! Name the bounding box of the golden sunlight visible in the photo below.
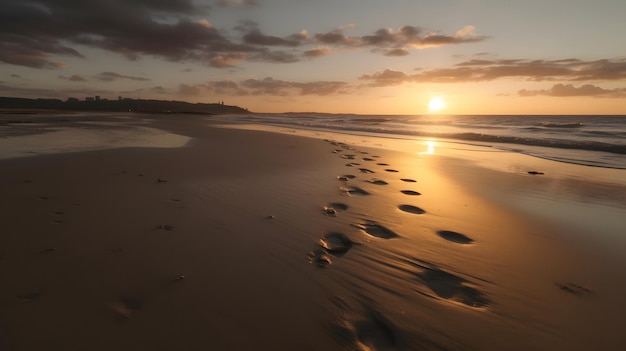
[427,97,446,112]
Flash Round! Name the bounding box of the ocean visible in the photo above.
[215,114,626,169]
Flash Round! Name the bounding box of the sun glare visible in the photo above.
[428,97,446,112]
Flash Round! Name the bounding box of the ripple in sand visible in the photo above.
[418,268,489,308]
[376,162,389,166]
[400,190,421,196]
[328,202,349,211]
[400,178,416,183]
[437,230,474,244]
[353,222,399,239]
[358,168,375,174]
[362,157,375,161]
[385,169,399,173]
[342,154,356,160]
[398,205,425,214]
[367,179,388,185]
[320,232,353,255]
[340,186,370,196]
[555,282,594,296]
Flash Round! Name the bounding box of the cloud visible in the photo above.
[151,86,167,94]
[318,24,486,53]
[519,84,626,98]
[96,72,150,82]
[217,0,258,7]
[303,46,332,58]
[359,58,626,86]
[358,69,410,87]
[0,1,487,69]
[178,77,349,97]
[242,29,304,47]
[59,74,87,82]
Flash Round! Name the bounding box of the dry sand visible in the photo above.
[1,113,626,350]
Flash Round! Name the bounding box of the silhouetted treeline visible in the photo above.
[0,97,249,114]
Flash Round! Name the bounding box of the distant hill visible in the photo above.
[0,97,250,115]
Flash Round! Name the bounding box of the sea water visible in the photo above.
[214,114,626,170]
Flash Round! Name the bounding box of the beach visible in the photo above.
[1,113,626,351]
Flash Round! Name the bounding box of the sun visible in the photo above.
[427,97,446,112]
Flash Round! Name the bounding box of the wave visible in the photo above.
[541,122,584,128]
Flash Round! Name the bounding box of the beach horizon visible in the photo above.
[1,112,625,350]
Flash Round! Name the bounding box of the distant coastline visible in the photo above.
[0,96,250,115]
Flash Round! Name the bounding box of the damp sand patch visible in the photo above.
[0,126,190,159]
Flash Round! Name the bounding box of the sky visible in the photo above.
[1,0,625,115]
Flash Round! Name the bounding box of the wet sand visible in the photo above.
[1,113,626,350]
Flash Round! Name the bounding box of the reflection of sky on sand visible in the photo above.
[0,126,189,159]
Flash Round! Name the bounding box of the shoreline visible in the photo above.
[1,114,625,350]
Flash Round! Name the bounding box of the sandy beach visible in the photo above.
[1,113,626,351]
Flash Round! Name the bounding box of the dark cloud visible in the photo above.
[242,29,303,47]
[519,84,626,98]
[59,74,87,82]
[96,72,150,82]
[359,58,626,86]
[0,0,256,69]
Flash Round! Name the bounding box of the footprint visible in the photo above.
[376,163,389,166]
[342,154,356,160]
[358,168,375,174]
[157,225,174,231]
[320,232,353,256]
[417,268,489,308]
[437,230,474,244]
[17,291,42,303]
[398,205,425,214]
[340,186,370,196]
[308,249,332,268]
[385,169,399,173]
[337,175,356,181]
[400,178,416,183]
[322,206,338,216]
[400,190,421,196]
[334,308,402,351]
[362,157,375,161]
[353,222,399,239]
[367,179,388,185]
[111,296,143,320]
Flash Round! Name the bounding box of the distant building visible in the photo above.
[95,96,100,101]
[118,96,122,101]
[86,97,94,101]
[67,97,79,102]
